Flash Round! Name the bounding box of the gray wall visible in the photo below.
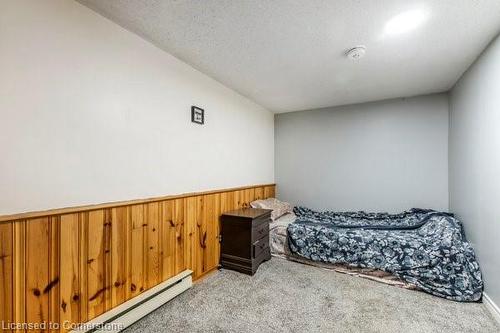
[275,94,449,213]
[449,33,500,306]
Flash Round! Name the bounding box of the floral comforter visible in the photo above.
[287,207,483,301]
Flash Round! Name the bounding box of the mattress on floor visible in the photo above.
[287,207,483,302]
[269,213,415,289]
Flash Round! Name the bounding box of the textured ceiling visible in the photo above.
[77,0,500,113]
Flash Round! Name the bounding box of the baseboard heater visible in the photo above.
[72,270,193,333]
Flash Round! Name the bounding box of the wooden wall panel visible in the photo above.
[172,199,185,275]
[59,214,81,330]
[160,200,175,280]
[184,196,199,275]
[49,217,60,329]
[242,188,255,208]
[86,210,106,320]
[194,196,208,277]
[145,203,160,289]
[220,192,233,214]
[0,222,13,331]
[129,205,145,299]
[264,185,275,199]
[78,213,88,324]
[13,221,26,333]
[0,184,275,330]
[254,187,264,201]
[103,210,112,312]
[212,194,222,269]
[203,194,220,273]
[25,217,50,329]
[110,207,128,308]
[194,195,208,277]
[233,190,245,209]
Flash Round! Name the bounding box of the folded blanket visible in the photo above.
[287,207,483,301]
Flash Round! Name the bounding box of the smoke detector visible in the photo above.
[346,46,366,60]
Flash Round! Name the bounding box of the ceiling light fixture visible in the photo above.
[384,9,428,36]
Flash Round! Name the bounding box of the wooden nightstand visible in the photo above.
[220,208,272,275]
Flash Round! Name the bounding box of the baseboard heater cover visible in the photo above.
[72,270,193,333]
[484,292,500,325]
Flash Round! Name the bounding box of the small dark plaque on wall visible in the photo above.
[191,106,204,124]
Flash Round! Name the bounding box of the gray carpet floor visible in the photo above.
[125,258,499,333]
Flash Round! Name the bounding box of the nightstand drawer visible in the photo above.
[252,222,269,241]
[252,213,271,227]
[221,208,272,275]
[253,235,269,259]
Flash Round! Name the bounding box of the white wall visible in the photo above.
[449,33,500,307]
[275,94,449,213]
[0,0,274,215]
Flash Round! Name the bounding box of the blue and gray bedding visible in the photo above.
[287,207,483,301]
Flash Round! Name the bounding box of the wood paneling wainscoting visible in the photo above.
[0,184,275,332]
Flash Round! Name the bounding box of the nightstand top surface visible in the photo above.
[222,208,272,219]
